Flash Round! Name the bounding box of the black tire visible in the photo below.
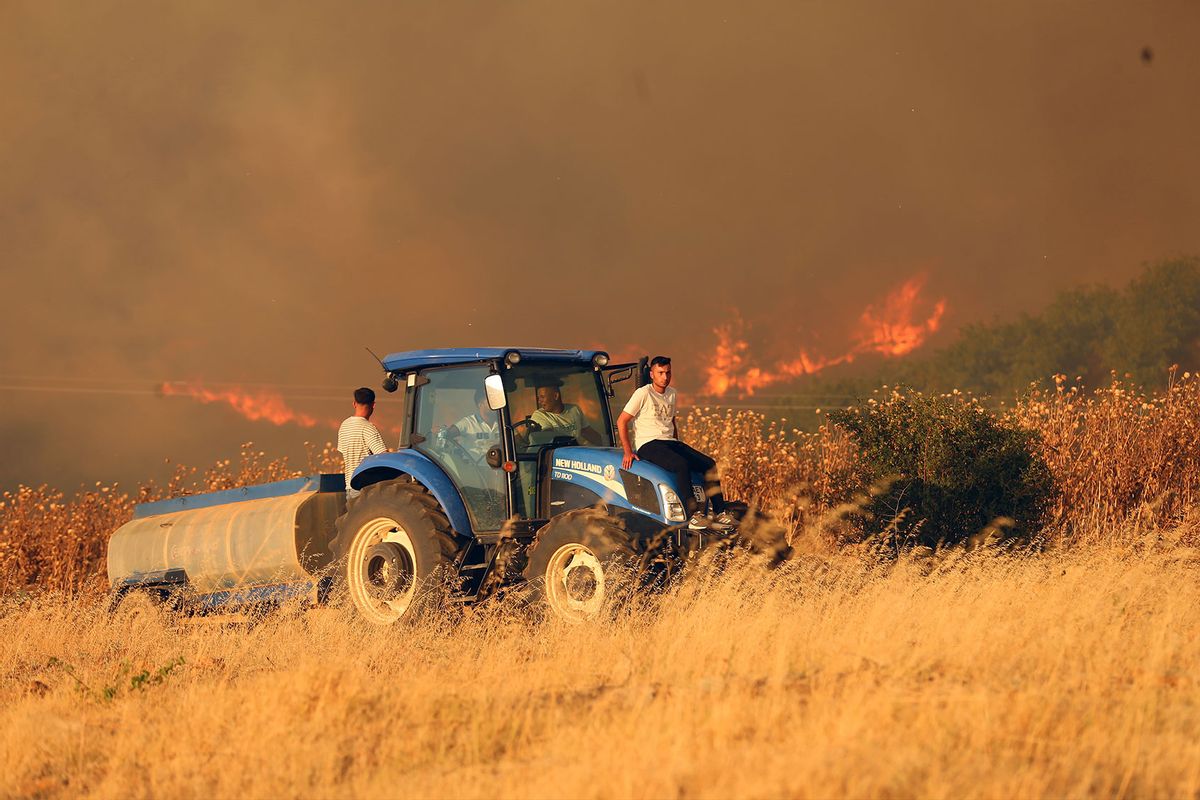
[523,508,639,623]
[330,479,459,625]
[109,588,177,632]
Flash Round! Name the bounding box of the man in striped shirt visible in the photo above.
[337,387,390,500]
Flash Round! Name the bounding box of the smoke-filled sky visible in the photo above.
[2,1,1199,492]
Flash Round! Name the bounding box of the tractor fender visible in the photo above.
[349,450,473,536]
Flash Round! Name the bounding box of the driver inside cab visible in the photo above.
[518,381,601,446]
[439,388,500,461]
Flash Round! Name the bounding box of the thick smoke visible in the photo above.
[1,2,1199,490]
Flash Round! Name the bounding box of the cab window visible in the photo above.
[413,365,506,531]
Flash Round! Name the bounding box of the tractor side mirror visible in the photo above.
[484,374,507,410]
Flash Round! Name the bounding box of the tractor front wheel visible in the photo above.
[330,479,459,625]
[523,508,639,623]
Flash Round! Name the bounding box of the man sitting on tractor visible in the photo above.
[617,356,735,532]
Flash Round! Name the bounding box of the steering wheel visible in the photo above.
[512,417,543,434]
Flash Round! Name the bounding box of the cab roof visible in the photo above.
[381,347,605,373]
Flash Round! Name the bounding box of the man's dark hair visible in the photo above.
[474,387,488,404]
[650,355,672,368]
[354,387,376,405]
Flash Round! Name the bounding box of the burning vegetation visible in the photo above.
[703,275,946,397]
[160,382,324,429]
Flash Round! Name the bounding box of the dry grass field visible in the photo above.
[3,377,1200,798]
[3,543,1199,798]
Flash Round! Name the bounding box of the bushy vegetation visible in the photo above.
[936,257,1200,395]
[827,389,1056,552]
[689,372,1200,554]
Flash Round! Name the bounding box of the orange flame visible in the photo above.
[160,382,321,428]
[857,275,946,356]
[702,275,947,397]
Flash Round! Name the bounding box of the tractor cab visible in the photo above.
[500,359,628,518]
[360,348,647,539]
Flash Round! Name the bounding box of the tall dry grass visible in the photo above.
[4,380,1200,797]
[1011,371,1200,540]
[2,541,1198,798]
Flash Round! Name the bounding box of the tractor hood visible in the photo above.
[547,446,702,525]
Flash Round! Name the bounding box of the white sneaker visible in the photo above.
[710,511,737,531]
[687,512,711,530]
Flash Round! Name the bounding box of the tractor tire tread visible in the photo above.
[526,506,627,557]
[522,508,642,621]
[330,479,457,562]
[331,478,462,624]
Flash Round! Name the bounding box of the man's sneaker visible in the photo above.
[687,512,711,530]
[710,511,738,532]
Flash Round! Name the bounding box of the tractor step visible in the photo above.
[455,541,501,602]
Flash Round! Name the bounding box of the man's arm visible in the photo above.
[366,424,390,455]
[617,411,638,469]
[442,415,470,439]
[672,415,678,440]
[618,387,646,469]
[515,411,542,444]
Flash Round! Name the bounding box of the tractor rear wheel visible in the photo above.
[330,479,459,625]
[523,508,639,623]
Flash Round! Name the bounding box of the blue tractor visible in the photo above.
[332,347,742,623]
[107,347,759,623]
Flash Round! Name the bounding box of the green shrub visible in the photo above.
[827,389,1057,553]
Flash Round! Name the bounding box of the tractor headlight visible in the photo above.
[592,352,610,368]
[659,484,687,522]
[504,350,522,366]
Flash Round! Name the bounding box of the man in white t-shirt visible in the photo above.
[617,356,734,531]
[337,387,390,501]
[441,388,500,461]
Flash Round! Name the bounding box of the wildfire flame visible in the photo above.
[857,276,946,357]
[702,275,946,397]
[159,277,944,426]
[160,382,321,428]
